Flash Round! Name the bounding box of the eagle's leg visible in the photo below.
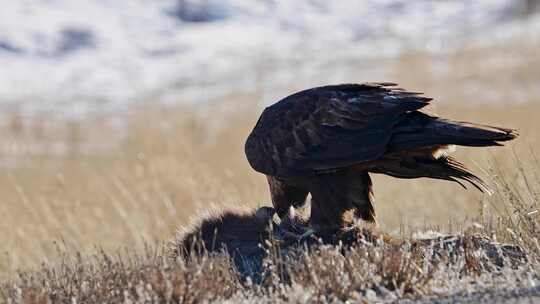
[309,194,343,233]
[309,170,376,236]
[266,175,309,223]
[353,172,377,224]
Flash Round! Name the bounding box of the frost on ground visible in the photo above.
[0,0,539,118]
[1,229,537,303]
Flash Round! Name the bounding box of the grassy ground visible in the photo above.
[1,101,537,276]
[0,144,538,303]
[0,38,539,302]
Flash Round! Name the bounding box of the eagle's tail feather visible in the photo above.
[372,155,491,194]
[418,156,491,194]
[390,113,518,151]
[431,120,518,147]
[441,156,491,194]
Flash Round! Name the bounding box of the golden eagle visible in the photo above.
[245,83,517,234]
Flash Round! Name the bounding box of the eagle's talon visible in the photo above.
[279,227,317,242]
[298,228,317,240]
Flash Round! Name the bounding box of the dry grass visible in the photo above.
[0,37,539,302]
[0,162,538,302]
[1,102,537,278]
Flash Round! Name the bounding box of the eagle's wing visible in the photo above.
[245,83,433,177]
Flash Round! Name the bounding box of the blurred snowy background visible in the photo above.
[1,0,539,119]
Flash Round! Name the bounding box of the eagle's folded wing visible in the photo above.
[245,83,432,177]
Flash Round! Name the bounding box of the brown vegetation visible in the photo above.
[1,164,538,302]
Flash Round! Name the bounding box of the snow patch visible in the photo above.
[0,0,538,119]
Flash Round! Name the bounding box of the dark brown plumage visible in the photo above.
[245,83,518,232]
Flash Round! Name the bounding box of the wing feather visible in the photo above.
[245,83,431,176]
[245,83,516,178]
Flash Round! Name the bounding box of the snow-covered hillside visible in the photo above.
[0,0,538,118]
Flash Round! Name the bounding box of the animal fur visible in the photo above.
[169,206,277,260]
